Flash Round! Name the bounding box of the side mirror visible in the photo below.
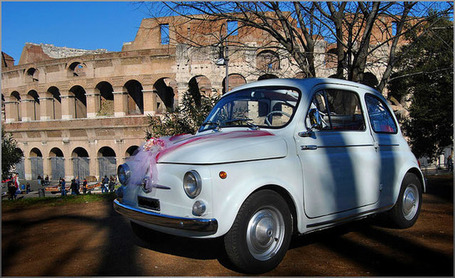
[299,108,323,138]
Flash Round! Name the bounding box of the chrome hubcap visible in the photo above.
[246,207,285,261]
[402,184,419,220]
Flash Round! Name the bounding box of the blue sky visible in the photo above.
[2,2,151,64]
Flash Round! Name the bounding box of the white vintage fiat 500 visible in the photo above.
[114,78,424,273]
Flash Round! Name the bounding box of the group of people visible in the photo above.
[101,175,117,193]
[59,177,91,195]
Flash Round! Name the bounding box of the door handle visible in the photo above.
[301,145,318,150]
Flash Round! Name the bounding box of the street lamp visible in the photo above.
[215,23,229,93]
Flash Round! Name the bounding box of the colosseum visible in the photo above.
[2,14,392,182]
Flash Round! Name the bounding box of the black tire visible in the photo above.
[224,189,292,274]
[387,172,422,229]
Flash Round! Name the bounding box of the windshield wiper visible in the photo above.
[200,121,221,131]
[224,118,259,130]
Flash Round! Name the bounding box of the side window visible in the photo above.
[306,89,365,131]
[365,94,397,133]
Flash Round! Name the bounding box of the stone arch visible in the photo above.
[69,85,87,118]
[97,146,117,179]
[124,80,144,115]
[27,90,40,120]
[30,147,43,179]
[25,67,39,82]
[48,86,62,119]
[96,81,114,116]
[256,50,280,72]
[72,147,90,179]
[49,147,65,180]
[188,75,212,107]
[125,145,139,157]
[222,73,246,94]
[154,78,177,112]
[258,74,278,80]
[10,91,21,121]
[67,61,87,77]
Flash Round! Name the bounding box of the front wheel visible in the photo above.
[387,173,422,228]
[224,190,292,274]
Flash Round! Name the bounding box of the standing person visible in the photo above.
[109,176,115,193]
[70,179,78,195]
[37,175,42,186]
[44,175,49,186]
[26,183,31,194]
[7,181,16,200]
[102,175,109,193]
[75,176,80,194]
[60,178,66,196]
[82,178,88,194]
[13,173,20,198]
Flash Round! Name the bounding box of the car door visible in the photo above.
[295,86,381,219]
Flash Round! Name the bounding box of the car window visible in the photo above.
[365,94,397,133]
[306,89,365,131]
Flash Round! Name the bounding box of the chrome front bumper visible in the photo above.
[113,199,218,236]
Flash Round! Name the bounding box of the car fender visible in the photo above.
[209,157,304,237]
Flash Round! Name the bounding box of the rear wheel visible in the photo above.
[224,190,292,274]
[388,173,422,228]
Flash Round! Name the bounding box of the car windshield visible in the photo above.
[199,87,300,132]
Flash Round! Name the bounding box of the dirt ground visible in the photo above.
[2,175,453,276]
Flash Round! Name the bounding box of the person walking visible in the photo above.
[102,175,109,193]
[70,179,78,195]
[60,178,66,196]
[82,178,88,194]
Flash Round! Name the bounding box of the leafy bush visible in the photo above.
[147,91,220,138]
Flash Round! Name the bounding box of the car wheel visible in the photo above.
[388,172,422,228]
[224,189,292,274]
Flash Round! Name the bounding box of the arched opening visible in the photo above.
[125,145,139,158]
[10,91,21,121]
[222,73,246,94]
[361,72,379,88]
[125,80,144,115]
[69,85,87,118]
[98,147,117,179]
[30,148,43,180]
[188,75,212,107]
[258,74,278,80]
[256,50,280,72]
[28,90,40,121]
[72,147,90,179]
[48,86,62,120]
[68,61,86,77]
[49,148,65,180]
[154,78,176,112]
[26,67,39,82]
[96,81,114,116]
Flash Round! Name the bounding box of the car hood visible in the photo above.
[156,130,288,164]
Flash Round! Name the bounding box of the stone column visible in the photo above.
[4,99,19,123]
[86,88,99,118]
[143,88,157,116]
[20,98,34,122]
[60,92,75,120]
[113,88,127,117]
[39,96,54,121]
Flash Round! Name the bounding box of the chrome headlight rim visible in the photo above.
[117,164,131,186]
[183,170,202,199]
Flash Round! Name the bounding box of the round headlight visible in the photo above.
[117,164,131,186]
[183,170,202,199]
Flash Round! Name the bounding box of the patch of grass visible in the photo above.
[2,193,117,210]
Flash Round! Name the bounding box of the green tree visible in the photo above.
[2,127,23,180]
[388,13,453,161]
[146,91,219,138]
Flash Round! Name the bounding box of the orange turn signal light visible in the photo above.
[219,171,227,179]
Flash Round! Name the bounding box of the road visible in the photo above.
[2,175,452,276]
